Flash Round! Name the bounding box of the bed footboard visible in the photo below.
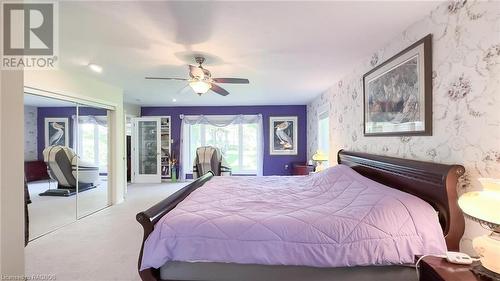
[136,171,214,281]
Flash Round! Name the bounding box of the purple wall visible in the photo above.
[37,107,107,160]
[141,105,307,176]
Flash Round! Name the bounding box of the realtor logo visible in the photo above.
[1,2,58,69]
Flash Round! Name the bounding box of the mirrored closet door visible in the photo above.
[24,93,78,239]
[24,92,112,240]
[76,104,111,218]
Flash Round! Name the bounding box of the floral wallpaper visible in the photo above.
[24,106,38,161]
[307,0,500,254]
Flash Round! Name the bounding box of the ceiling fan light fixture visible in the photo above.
[189,81,211,94]
[146,56,248,97]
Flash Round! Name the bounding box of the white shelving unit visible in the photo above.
[160,117,172,180]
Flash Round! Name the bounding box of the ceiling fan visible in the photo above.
[145,56,249,96]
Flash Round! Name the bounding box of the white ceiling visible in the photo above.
[59,1,441,106]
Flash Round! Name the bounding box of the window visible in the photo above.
[184,122,259,174]
[77,117,108,173]
[317,107,330,165]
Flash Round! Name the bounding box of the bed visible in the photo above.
[136,150,465,281]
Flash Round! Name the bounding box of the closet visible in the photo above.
[24,92,112,240]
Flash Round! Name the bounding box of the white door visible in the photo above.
[133,117,161,183]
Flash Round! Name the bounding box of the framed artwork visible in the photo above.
[363,34,432,136]
[45,118,69,147]
[269,116,298,155]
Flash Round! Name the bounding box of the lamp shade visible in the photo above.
[458,178,500,275]
[312,151,328,161]
[189,81,211,94]
[478,178,500,192]
[458,190,500,226]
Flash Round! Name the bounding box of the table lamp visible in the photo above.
[458,178,500,275]
[312,150,328,172]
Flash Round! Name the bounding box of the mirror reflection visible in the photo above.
[24,93,77,239]
[76,104,110,218]
[24,93,111,240]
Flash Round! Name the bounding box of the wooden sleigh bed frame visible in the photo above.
[136,150,465,281]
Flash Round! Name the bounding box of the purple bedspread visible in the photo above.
[141,165,446,270]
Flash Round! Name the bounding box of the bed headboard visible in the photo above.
[337,150,465,251]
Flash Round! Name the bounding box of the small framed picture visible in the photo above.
[363,34,432,136]
[45,118,69,147]
[269,116,298,155]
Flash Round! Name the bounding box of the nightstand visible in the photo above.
[291,163,314,175]
[418,256,492,281]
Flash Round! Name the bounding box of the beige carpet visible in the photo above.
[28,177,109,239]
[25,182,188,281]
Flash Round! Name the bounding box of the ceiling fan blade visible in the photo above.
[179,84,193,95]
[172,84,191,101]
[212,78,249,84]
[210,83,230,96]
[145,77,188,81]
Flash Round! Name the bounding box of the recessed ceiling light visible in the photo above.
[172,98,177,102]
[88,63,103,73]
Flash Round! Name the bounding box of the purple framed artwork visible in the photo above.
[269,116,298,155]
[44,117,69,147]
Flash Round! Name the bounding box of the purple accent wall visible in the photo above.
[37,107,107,160]
[141,105,307,176]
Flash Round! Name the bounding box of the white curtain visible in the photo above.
[179,114,264,180]
[71,115,107,153]
[75,115,107,126]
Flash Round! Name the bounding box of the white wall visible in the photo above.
[307,1,500,254]
[0,70,25,277]
[124,102,141,117]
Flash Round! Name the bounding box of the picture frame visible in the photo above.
[45,117,69,147]
[269,116,298,155]
[363,34,432,136]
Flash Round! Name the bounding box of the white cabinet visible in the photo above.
[132,116,171,183]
